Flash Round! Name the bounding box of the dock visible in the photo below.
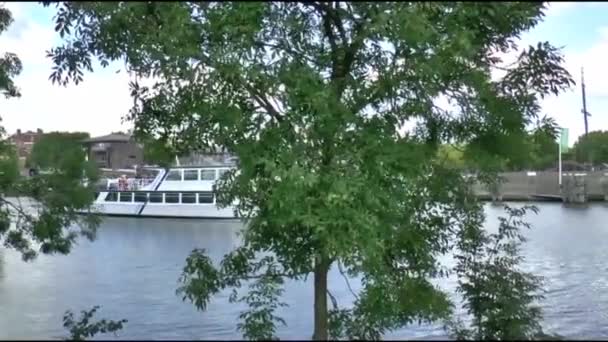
[472,171,608,203]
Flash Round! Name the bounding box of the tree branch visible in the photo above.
[239,81,284,124]
[241,271,300,281]
[327,289,339,310]
[338,261,359,301]
[0,196,34,225]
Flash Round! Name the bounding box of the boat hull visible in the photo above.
[83,202,238,219]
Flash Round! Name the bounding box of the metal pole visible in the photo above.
[582,67,589,136]
[558,135,562,187]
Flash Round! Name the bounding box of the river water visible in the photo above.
[1,202,608,340]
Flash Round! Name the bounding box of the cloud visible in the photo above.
[0,2,134,137]
[539,24,608,143]
[544,1,580,18]
[0,1,605,146]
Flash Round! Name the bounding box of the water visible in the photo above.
[1,203,608,340]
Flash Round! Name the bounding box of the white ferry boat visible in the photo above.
[89,165,238,219]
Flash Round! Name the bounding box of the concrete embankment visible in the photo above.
[473,171,608,203]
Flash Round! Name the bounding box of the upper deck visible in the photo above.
[156,166,232,192]
[104,165,234,192]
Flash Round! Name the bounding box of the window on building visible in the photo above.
[105,192,118,202]
[181,193,196,204]
[129,155,137,159]
[198,192,214,204]
[119,192,133,202]
[165,193,180,203]
[183,170,199,181]
[201,170,216,181]
[166,170,182,181]
[149,193,163,203]
[94,152,106,161]
[134,192,148,203]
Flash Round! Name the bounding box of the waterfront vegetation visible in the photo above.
[26,131,91,171]
[438,129,608,172]
[0,2,579,340]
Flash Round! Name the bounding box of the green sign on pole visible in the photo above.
[560,128,569,153]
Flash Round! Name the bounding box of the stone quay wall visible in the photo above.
[472,171,608,202]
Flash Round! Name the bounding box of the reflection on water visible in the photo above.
[1,203,608,339]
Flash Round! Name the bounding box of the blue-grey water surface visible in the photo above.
[1,203,608,340]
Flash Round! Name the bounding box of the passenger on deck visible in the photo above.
[118,175,128,191]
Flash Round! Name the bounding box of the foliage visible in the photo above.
[446,205,548,340]
[571,130,608,165]
[63,305,127,341]
[437,145,467,170]
[47,1,573,339]
[27,131,90,170]
[525,115,559,170]
[0,7,21,99]
[139,137,176,167]
[0,136,19,190]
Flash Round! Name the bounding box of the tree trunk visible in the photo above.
[312,256,330,340]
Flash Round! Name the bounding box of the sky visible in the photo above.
[0,2,607,145]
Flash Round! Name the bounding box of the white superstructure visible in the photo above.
[88,166,237,219]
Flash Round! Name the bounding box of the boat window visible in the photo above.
[119,192,133,202]
[165,192,180,204]
[166,170,182,181]
[201,170,216,181]
[181,193,196,204]
[183,170,199,181]
[198,192,214,204]
[134,192,148,203]
[105,192,118,202]
[149,193,163,203]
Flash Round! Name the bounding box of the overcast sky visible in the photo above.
[0,2,606,145]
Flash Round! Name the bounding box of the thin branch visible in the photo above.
[327,288,339,310]
[0,196,34,224]
[253,41,317,66]
[241,271,298,281]
[241,83,284,124]
[338,261,359,301]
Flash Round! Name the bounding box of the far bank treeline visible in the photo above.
[23,127,608,173]
[439,123,608,171]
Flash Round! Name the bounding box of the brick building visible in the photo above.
[83,133,144,170]
[7,128,43,159]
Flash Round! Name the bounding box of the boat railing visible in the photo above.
[106,177,157,191]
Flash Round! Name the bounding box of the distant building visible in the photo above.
[7,128,43,159]
[83,133,144,170]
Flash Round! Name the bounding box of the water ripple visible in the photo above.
[2,203,608,339]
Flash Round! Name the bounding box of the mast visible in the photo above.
[581,67,590,136]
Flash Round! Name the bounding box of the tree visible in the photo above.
[571,130,608,165]
[0,7,125,339]
[27,131,90,170]
[0,4,100,262]
[446,205,548,340]
[47,2,573,339]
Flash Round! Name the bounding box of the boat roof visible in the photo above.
[83,133,133,144]
[141,165,234,170]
